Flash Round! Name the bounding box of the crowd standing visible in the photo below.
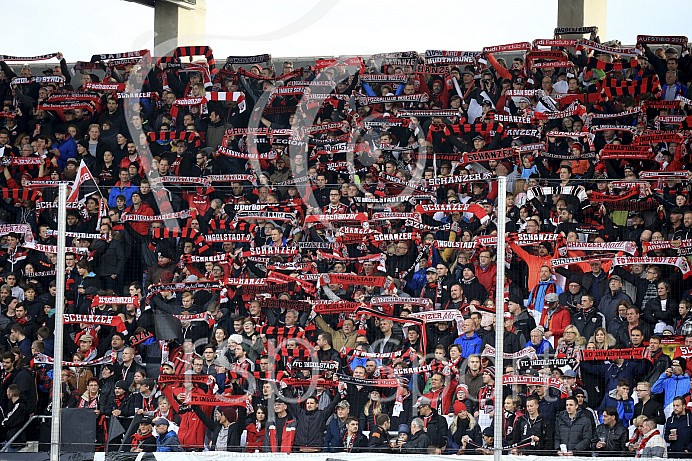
[0,27,692,456]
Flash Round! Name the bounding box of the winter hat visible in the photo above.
[461,263,476,274]
[455,383,469,400]
[453,401,467,414]
[219,406,237,422]
[673,357,687,371]
[482,366,495,380]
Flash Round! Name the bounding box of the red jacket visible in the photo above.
[475,262,497,293]
[539,305,572,344]
[245,422,265,452]
[424,385,453,415]
[123,201,154,236]
[176,388,212,450]
[265,417,296,452]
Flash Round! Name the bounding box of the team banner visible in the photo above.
[203,234,253,243]
[423,172,494,188]
[91,296,139,307]
[481,344,537,360]
[554,26,597,35]
[32,353,115,367]
[84,82,126,91]
[636,35,688,45]
[0,224,35,244]
[577,39,642,57]
[392,364,434,375]
[533,39,578,48]
[226,54,271,64]
[502,375,568,396]
[313,301,364,315]
[642,240,692,253]
[612,256,692,279]
[334,374,399,388]
[407,309,464,323]
[342,347,415,360]
[121,209,192,222]
[318,273,390,288]
[186,393,251,410]
[517,357,578,370]
[24,243,89,254]
[12,76,64,84]
[157,374,214,385]
[566,241,638,255]
[359,74,408,83]
[482,42,532,53]
[581,348,646,361]
[461,147,519,165]
[240,247,298,258]
[63,314,127,333]
[146,280,223,300]
[0,52,60,61]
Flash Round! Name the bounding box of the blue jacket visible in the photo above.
[597,390,634,425]
[665,410,692,454]
[52,135,78,170]
[528,280,563,315]
[525,339,552,355]
[324,416,346,452]
[108,181,139,207]
[652,372,692,409]
[156,430,183,452]
[454,332,482,357]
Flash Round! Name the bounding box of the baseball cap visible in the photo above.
[563,369,577,378]
[413,396,431,408]
[152,417,169,427]
[140,416,154,425]
[545,293,559,303]
[425,267,437,274]
[336,400,350,409]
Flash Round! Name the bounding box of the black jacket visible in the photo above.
[367,424,391,452]
[643,297,677,327]
[591,420,628,453]
[192,404,246,451]
[0,399,28,446]
[633,398,665,425]
[643,350,672,388]
[554,409,593,453]
[420,408,449,447]
[286,394,341,448]
[512,310,536,345]
[401,430,430,453]
[338,431,369,453]
[615,321,653,347]
[571,308,606,342]
[513,413,553,454]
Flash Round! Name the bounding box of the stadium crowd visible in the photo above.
[0,27,692,456]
